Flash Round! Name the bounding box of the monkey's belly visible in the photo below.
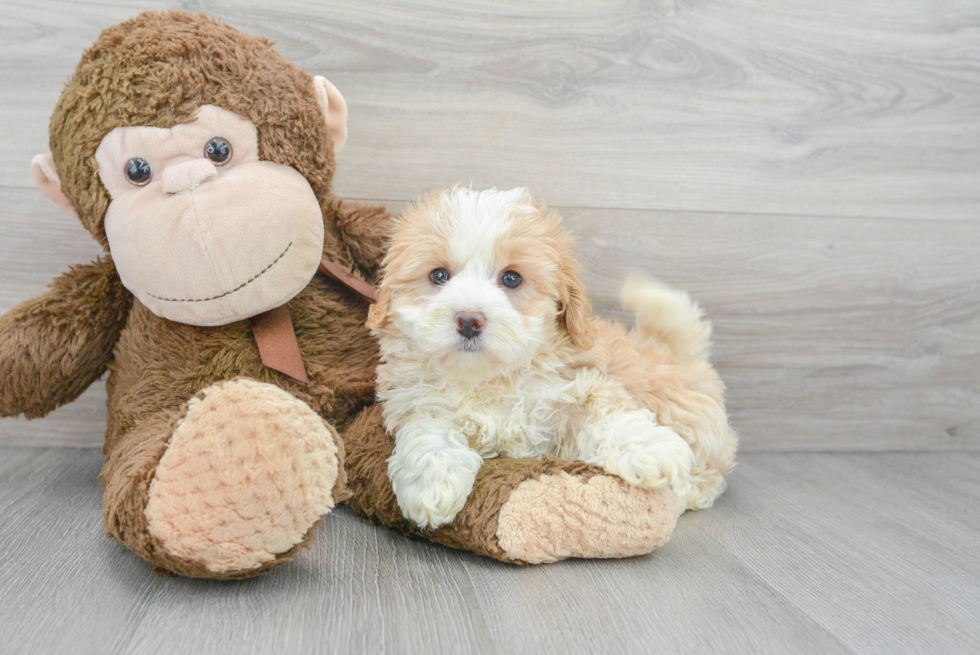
[104,278,378,450]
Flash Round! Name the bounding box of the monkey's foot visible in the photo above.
[144,378,341,575]
[495,468,678,564]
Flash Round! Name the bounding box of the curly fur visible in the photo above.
[1,12,685,577]
[371,187,737,527]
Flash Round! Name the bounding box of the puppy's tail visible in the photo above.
[621,276,712,362]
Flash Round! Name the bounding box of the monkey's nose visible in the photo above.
[455,312,486,340]
[162,159,218,194]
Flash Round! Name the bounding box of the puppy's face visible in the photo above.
[369,187,595,379]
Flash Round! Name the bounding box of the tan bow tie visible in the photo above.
[249,256,377,382]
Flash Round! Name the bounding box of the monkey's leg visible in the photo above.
[100,378,344,579]
[341,405,678,564]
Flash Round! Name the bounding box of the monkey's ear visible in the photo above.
[31,154,76,217]
[313,76,348,154]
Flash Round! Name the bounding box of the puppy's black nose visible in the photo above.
[455,312,486,339]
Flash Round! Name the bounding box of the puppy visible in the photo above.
[368,187,737,529]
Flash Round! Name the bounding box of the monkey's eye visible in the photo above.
[430,268,451,285]
[501,270,522,289]
[124,158,152,186]
[204,137,233,165]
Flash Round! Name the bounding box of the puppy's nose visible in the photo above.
[162,159,218,194]
[455,312,486,339]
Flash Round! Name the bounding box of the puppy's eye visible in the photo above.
[204,137,233,165]
[430,268,451,285]
[500,270,522,289]
[124,158,152,186]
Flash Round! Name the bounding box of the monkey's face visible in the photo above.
[94,105,325,326]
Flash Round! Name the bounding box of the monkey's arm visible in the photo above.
[0,257,132,419]
[328,197,394,278]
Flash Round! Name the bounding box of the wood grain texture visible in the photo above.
[1,1,979,219]
[563,207,980,451]
[0,2,978,450]
[0,447,977,654]
[2,188,977,450]
[2,5,977,653]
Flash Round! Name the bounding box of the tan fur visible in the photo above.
[95,105,327,326]
[145,379,340,573]
[555,232,598,352]
[1,13,682,577]
[342,405,677,564]
[496,472,678,563]
[594,318,737,508]
[622,276,711,362]
[370,188,596,358]
[371,187,737,519]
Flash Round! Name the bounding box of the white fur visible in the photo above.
[384,188,551,382]
[375,187,726,528]
[622,275,711,362]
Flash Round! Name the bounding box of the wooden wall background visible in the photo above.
[1,0,977,451]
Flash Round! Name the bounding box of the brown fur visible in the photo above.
[0,257,131,419]
[50,11,339,252]
[0,12,679,578]
[343,405,619,563]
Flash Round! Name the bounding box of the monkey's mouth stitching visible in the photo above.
[146,242,293,303]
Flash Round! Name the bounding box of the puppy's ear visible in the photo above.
[557,240,597,351]
[366,284,391,331]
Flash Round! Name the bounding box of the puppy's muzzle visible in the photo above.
[455,312,486,340]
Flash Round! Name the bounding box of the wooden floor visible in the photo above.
[1,1,978,654]
[0,447,977,655]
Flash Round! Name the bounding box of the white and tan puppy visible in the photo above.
[368,187,737,529]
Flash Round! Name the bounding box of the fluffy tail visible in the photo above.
[621,276,712,362]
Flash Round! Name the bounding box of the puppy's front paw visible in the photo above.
[388,446,483,529]
[597,411,695,495]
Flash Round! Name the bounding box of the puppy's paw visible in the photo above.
[597,411,695,495]
[388,446,483,529]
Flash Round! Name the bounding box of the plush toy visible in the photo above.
[0,11,679,579]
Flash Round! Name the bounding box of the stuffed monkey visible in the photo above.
[0,11,678,579]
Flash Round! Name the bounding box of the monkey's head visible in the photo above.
[31,11,349,326]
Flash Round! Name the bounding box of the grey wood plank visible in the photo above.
[0,448,977,654]
[713,453,980,655]
[2,188,977,451]
[563,206,980,452]
[456,457,980,655]
[1,1,979,220]
[0,447,498,655]
[457,537,853,655]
